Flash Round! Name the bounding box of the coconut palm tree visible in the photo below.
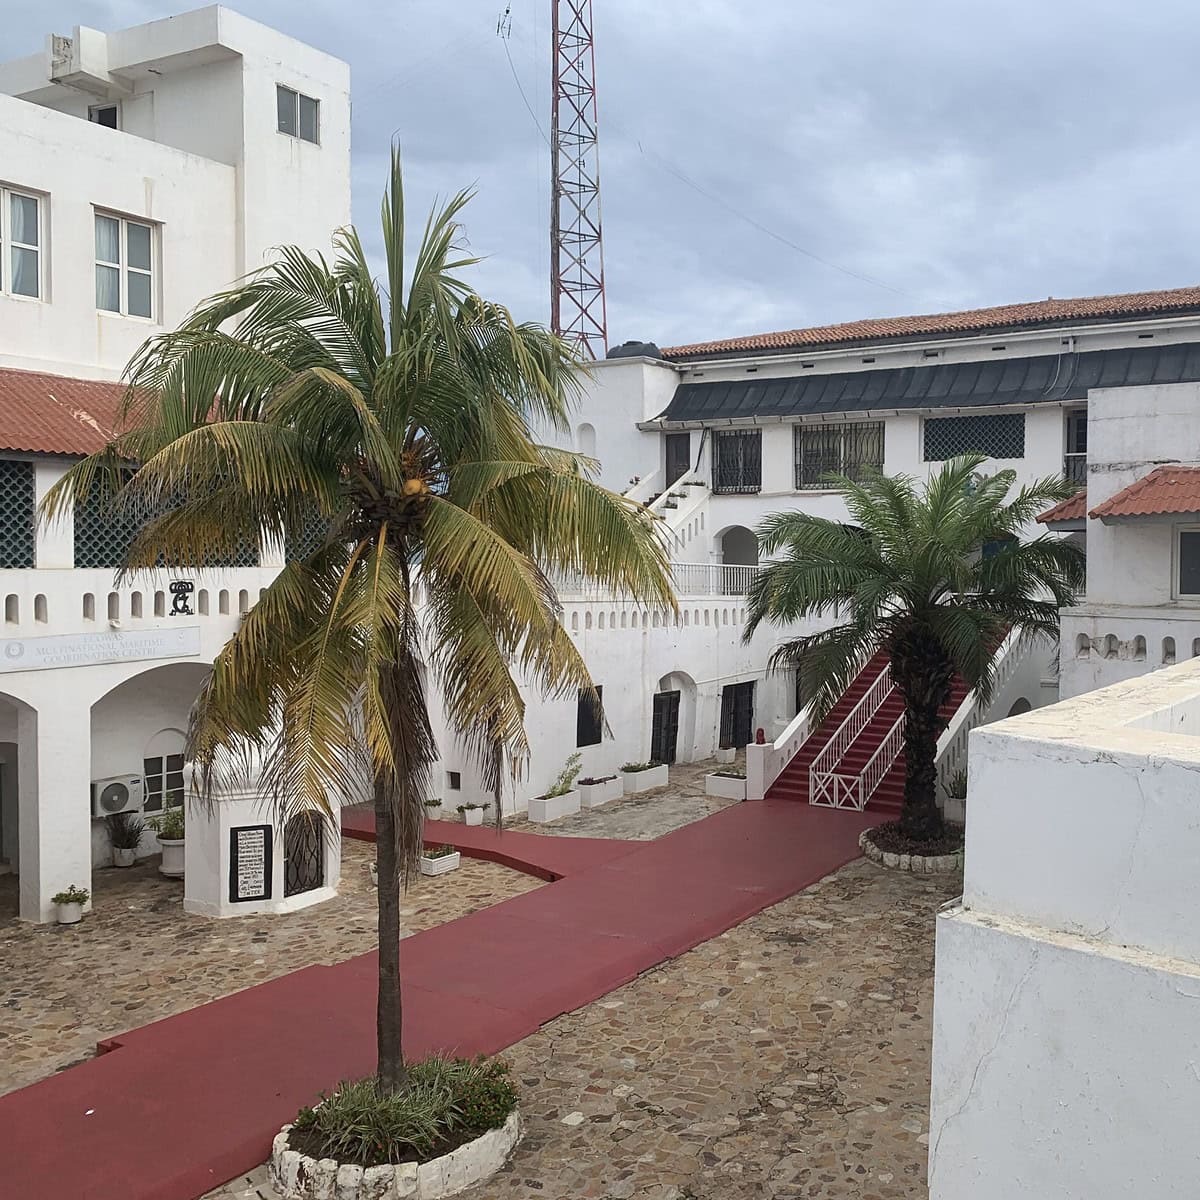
[744,456,1084,842]
[44,149,674,1092]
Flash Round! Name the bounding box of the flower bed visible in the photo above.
[860,823,964,874]
[272,1059,521,1199]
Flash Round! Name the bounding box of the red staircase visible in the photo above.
[766,654,970,815]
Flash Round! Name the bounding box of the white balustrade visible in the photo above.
[746,704,812,800]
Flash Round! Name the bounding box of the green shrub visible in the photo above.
[150,807,185,840]
[291,1057,518,1167]
[106,812,146,849]
[52,884,90,906]
[542,752,582,799]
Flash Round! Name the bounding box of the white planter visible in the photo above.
[56,902,83,925]
[527,789,581,823]
[113,847,137,868]
[622,764,669,794]
[272,1109,522,1200]
[461,808,486,827]
[578,776,621,808]
[715,746,737,765]
[705,772,747,800]
[423,804,445,822]
[419,851,461,876]
[158,837,185,878]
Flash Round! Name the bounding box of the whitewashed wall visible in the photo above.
[929,660,1200,1198]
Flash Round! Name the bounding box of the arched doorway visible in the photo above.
[284,812,325,896]
[1007,697,1033,717]
[718,525,759,566]
[652,671,697,764]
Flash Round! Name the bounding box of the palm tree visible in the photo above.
[744,456,1084,842]
[44,149,674,1092]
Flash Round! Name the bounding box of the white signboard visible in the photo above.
[0,625,201,673]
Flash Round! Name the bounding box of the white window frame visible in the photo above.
[1174,525,1200,600]
[276,84,321,145]
[0,185,44,302]
[94,210,157,321]
[143,751,185,814]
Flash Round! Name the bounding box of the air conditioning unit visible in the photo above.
[91,775,145,818]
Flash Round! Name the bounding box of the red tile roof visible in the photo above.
[663,285,1200,359]
[1089,466,1200,521]
[1036,489,1088,525]
[0,367,126,457]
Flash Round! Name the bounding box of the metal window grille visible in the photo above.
[286,511,328,562]
[923,413,1025,461]
[74,475,140,568]
[712,429,762,494]
[0,460,35,568]
[284,812,325,896]
[794,422,884,489]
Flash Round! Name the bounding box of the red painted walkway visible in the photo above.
[0,802,872,1200]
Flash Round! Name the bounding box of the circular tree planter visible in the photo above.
[860,827,963,875]
[270,1110,522,1200]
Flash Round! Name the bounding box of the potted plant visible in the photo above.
[577,773,621,809]
[419,844,462,876]
[457,801,489,827]
[942,768,968,822]
[150,807,185,878]
[105,812,145,867]
[423,797,445,821]
[705,766,747,800]
[528,753,582,823]
[52,884,89,925]
[715,740,737,765]
[620,760,669,794]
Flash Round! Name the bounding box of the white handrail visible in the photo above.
[746,704,812,800]
[935,628,1023,796]
[809,662,892,778]
[810,709,905,812]
[860,711,906,805]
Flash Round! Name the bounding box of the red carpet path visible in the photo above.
[0,802,873,1200]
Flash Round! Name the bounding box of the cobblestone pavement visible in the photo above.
[0,839,540,1097]
[206,856,957,1200]
[506,757,741,841]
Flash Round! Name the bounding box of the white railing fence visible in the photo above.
[809,660,895,810]
[552,561,760,600]
[935,628,1023,799]
[745,704,812,800]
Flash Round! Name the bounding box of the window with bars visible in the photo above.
[923,413,1025,461]
[286,511,329,562]
[794,422,884,489]
[0,460,35,568]
[712,429,762,494]
[143,752,185,813]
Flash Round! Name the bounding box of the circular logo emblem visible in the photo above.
[4,642,24,660]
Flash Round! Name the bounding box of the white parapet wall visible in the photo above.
[928,658,1200,1198]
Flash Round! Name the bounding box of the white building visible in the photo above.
[0,6,350,921]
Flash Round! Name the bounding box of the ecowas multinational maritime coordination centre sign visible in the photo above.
[0,625,201,673]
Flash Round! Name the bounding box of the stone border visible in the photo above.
[859,828,963,874]
[271,1109,522,1199]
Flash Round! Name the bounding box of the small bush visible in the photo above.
[542,752,582,799]
[620,761,663,773]
[455,802,489,814]
[422,844,457,860]
[150,807,185,841]
[290,1057,518,1167]
[422,798,444,810]
[106,812,146,850]
[52,884,90,906]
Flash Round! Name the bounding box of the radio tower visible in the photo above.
[550,0,608,359]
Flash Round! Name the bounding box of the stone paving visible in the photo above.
[0,839,540,1097]
[206,854,957,1200]
[506,757,741,841]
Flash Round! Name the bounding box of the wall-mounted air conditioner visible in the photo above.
[91,775,145,818]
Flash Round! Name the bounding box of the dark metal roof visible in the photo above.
[659,343,1200,423]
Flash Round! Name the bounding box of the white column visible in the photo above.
[17,695,92,922]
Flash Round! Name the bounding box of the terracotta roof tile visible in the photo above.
[0,367,126,457]
[1089,466,1200,521]
[663,285,1200,360]
[1036,489,1088,524]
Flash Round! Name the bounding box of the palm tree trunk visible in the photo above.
[891,627,953,842]
[374,774,406,1092]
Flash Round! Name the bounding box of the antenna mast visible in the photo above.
[550,1,608,359]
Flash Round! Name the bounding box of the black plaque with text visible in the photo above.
[229,824,273,903]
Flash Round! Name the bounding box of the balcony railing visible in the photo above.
[553,561,759,599]
[1064,453,1087,487]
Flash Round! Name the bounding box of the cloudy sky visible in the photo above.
[12,1,1200,348]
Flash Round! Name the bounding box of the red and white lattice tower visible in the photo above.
[550,0,607,359]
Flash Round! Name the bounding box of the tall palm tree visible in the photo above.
[44,150,674,1092]
[744,456,1084,842]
